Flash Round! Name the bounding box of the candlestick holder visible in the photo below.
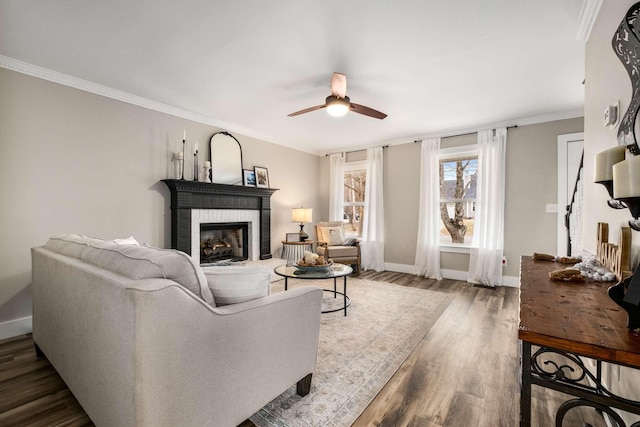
[193,152,198,181]
[202,165,211,183]
[181,139,186,180]
[595,180,627,209]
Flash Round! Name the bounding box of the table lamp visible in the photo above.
[292,207,313,241]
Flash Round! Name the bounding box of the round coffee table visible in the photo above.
[274,263,352,316]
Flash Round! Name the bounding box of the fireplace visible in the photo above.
[200,222,248,264]
[162,180,278,262]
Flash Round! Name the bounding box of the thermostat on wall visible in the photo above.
[604,103,619,127]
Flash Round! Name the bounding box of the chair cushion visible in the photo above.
[81,241,214,304]
[202,266,271,306]
[44,234,105,258]
[318,245,359,258]
[317,225,345,245]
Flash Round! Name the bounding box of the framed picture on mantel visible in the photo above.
[254,166,270,188]
[243,169,256,186]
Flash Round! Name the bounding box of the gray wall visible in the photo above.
[584,0,640,421]
[0,67,322,332]
[342,117,583,278]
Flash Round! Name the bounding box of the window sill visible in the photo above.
[439,245,474,254]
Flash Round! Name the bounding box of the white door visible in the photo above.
[557,132,584,257]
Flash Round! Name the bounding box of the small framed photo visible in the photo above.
[254,166,270,188]
[286,233,301,242]
[243,169,256,186]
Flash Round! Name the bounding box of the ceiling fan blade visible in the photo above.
[330,72,347,98]
[350,103,387,120]
[287,104,326,117]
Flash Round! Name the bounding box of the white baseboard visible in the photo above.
[383,263,519,287]
[383,262,416,274]
[0,316,32,340]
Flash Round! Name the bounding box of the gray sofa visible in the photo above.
[31,234,323,427]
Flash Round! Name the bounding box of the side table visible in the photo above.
[281,240,314,265]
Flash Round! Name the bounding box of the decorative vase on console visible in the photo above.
[202,161,212,183]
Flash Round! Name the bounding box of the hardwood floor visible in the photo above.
[0,272,606,426]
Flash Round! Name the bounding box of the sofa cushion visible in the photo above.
[202,266,271,306]
[44,234,105,258]
[317,245,359,258]
[81,242,214,304]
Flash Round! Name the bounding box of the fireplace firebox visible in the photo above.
[200,222,248,264]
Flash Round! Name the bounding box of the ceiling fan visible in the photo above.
[288,72,387,120]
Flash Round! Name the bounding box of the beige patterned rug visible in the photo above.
[250,277,453,427]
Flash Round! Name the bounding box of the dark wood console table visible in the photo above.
[519,256,640,426]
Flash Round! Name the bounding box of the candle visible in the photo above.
[613,155,640,198]
[183,130,186,141]
[175,151,184,160]
[204,160,211,167]
[595,145,626,182]
[195,141,198,153]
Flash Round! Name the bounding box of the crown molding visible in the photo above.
[364,109,585,153]
[0,55,584,158]
[0,55,322,156]
[0,55,221,125]
[575,0,602,41]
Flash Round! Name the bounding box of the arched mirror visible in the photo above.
[210,131,243,185]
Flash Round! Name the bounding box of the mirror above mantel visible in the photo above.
[210,131,243,185]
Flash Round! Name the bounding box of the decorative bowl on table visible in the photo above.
[293,260,333,271]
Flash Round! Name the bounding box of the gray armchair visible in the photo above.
[315,221,361,275]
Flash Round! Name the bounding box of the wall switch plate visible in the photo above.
[546,204,558,213]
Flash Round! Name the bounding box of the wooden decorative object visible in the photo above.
[596,222,632,281]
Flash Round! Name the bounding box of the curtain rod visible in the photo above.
[413,125,518,143]
[324,145,389,157]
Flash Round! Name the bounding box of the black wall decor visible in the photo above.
[613,2,640,155]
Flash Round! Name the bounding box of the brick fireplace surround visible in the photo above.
[162,180,278,260]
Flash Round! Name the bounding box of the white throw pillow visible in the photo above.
[113,236,140,245]
[203,266,271,306]
[319,226,345,246]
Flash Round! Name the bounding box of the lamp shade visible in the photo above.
[292,208,313,223]
[595,145,626,182]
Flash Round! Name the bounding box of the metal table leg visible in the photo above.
[343,275,348,316]
[521,341,532,427]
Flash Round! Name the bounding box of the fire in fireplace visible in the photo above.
[200,222,249,264]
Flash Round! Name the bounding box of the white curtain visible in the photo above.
[468,128,507,287]
[415,138,442,279]
[361,147,385,271]
[329,153,345,222]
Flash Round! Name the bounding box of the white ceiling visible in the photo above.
[0,0,586,155]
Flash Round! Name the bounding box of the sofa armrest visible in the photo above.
[129,284,323,427]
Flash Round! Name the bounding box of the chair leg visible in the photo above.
[296,373,312,396]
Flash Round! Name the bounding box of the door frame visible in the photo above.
[557,132,584,257]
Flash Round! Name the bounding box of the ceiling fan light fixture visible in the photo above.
[325,95,350,117]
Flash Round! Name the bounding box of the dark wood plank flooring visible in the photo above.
[0,271,606,426]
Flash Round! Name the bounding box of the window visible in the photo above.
[343,161,366,236]
[439,148,478,246]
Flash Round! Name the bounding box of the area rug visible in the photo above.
[250,277,453,427]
